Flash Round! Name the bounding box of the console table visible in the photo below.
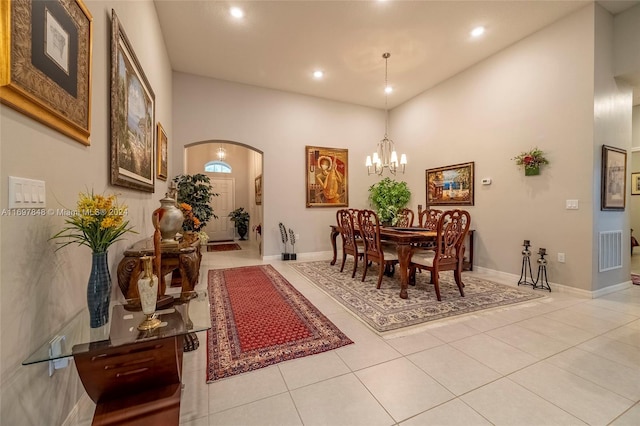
[23,292,211,425]
[117,233,202,299]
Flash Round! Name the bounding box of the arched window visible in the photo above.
[204,161,232,173]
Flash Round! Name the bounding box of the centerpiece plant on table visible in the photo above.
[51,190,137,328]
[368,177,412,225]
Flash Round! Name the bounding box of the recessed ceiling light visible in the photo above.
[313,70,324,79]
[471,26,485,37]
[230,7,244,19]
[385,86,393,94]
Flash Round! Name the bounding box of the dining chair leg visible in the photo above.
[432,272,442,301]
[376,263,384,289]
[454,268,465,297]
[340,254,347,273]
[351,256,359,278]
[361,256,369,282]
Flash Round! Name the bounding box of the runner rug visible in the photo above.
[290,260,545,333]
[206,265,353,381]
[206,243,241,252]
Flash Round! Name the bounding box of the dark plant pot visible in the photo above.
[525,166,540,176]
[237,224,248,240]
[282,253,291,260]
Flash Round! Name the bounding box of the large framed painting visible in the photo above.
[0,0,93,145]
[601,145,626,210]
[110,9,155,192]
[305,146,348,207]
[156,122,167,181]
[426,161,475,206]
[255,174,262,205]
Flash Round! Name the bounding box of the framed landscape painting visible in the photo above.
[110,9,155,192]
[0,0,93,145]
[305,146,348,207]
[426,162,475,206]
[601,145,626,210]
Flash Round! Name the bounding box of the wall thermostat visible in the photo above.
[481,178,492,185]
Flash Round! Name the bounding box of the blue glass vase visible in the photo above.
[87,252,111,328]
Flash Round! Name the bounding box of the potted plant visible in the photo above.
[173,174,218,231]
[229,207,250,240]
[512,147,549,176]
[368,177,412,225]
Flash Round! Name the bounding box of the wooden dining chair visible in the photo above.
[357,209,399,288]
[336,209,363,278]
[409,209,471,301]
[395,208,414,227]
[419,208,443,230]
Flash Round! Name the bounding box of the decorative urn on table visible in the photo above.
[153,195,184,247]
[137,255,161,331]
[51,191,136,328]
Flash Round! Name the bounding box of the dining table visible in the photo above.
[330,225,437,299]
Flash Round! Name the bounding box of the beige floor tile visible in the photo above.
[290,374,394,426]
[181,335,208,374]
[335,336,402,371]
[604,323,640,348]
[543,308,630,334]
[510,362,634,425]
[180,368,210,424]
[545,347,640,400]
[180,416,209,426]
[277,350,351,390]
[421,320,481,343]
[487,323,571,359]
[408,344,501,396]
[384,330,445,355]
[578,335,640,370]
[450,334,538,375]
[355,357,455,422]
[517,314,598,345]
[399,399,492,426]
[207,366,288,414]
[462,378,586,425]
[208,393,302,426]
[611,402,640,426]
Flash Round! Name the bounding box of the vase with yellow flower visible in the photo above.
[51,191,136,328]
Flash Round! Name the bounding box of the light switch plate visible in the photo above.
[8,176,46,209]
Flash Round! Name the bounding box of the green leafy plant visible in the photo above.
[368,177,412,225]
[173,174,218,230]
[512,147,549,171]
[229,207,250,239]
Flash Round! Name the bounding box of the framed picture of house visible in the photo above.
[156,122,168,180]
[305,146,348,207]
[255,175,262,205]
[632,173,640,196]
[110,9,155,192]
[0,0,93,145]
[601,145,626,210]
[426,162,475,206]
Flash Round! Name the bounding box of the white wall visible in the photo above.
[614,3,640,80]
[0,1,172,424]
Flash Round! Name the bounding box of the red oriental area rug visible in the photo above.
[206,265,353,381]
[207,243,241,252]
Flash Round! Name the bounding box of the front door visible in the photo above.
[206,178,235,241]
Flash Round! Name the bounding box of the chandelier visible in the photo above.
[366,52,406,176]
[217,145,227,160]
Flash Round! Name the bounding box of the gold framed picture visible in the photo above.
[631,172,640,196]
[426,162,475,206]
[156,122,168,180]
[255,174,262,205]
[0,0,93,145]
[305,146,348,207]
[110,9,155,192]
[601,145,626,210]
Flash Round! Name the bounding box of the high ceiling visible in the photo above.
[154,1,640,109]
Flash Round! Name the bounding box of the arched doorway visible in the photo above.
[184,141,263,256]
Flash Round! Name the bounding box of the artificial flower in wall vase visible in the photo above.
[512,147,549,176]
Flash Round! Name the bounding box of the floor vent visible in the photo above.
[599,230,623,272]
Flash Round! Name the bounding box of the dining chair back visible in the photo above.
[409,209,471,300]
[419,208,443,230]
[358,209,399,289]
[336,209,362,278]
[395,208,414,227]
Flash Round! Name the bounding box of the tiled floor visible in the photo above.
[78,242,640,425]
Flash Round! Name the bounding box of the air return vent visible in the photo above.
[599,230,623,272]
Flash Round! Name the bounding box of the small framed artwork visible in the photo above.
[0,0,93,145]
[632,173,640,196]
[110,9,155,193]
[255,175,262,205]
[156,122,168,181]
[305,146,348,207]
[426,161,475,206]
[601,145,626,210]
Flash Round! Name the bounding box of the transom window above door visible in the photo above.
[204,161,232,173]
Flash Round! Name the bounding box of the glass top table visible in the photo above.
[23,291,211,365]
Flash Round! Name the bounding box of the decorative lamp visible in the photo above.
[534,248,551,292]
[366,52,406,176]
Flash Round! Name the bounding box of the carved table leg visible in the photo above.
[396,243,412,299]
[330,227,340,265]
